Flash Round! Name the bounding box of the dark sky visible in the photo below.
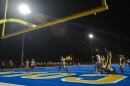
[0,0,129,63]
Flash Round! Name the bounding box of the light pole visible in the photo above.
[89,33,94,64]
[18,4,31,68]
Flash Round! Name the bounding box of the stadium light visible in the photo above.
[89,34,94,38]
[18,4,31,15]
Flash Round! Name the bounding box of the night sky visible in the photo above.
[0,0,129,64]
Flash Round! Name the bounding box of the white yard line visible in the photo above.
[0,82,25,86]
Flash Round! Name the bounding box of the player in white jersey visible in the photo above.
[126,59,130,67]
[94,54,101,73]
[58,56,68,72]
[29,59,36,71]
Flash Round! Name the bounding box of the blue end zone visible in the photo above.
[0,64,130,86]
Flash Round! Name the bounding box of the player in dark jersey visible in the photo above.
[106,51,112,76]
[119,55,125,74]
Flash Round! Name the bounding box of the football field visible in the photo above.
[0,64,130,86]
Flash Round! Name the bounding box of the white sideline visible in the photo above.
[0,82,25,86]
